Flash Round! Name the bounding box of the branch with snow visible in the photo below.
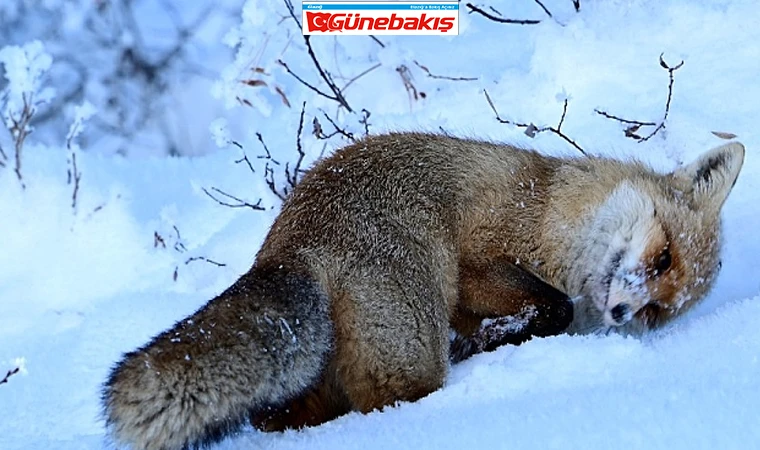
[0,41,55,187]
[595,54,684,142]
[66,101,96,211]
[484,90,588,156]
[279,1,352,112]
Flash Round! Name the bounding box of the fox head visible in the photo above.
[569,142,745,334]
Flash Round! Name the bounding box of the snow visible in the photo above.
[2,0,760,449]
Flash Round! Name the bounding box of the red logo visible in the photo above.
[305,12,455,33]
[305,12,336,32]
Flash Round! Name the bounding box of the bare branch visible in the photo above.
[595,54,684,143]
[369,35,386,48]
[264,163,286,201]
[67,152,82,210]
[202,187,265,210]
[342,63,382,92]
[397,65,426,106]
[413,60,478,82]
[254,132,287,201]
[533,0,553,18]
[287,102,308,189]
[359,109,371,137]
[172,225,187,253]
[185,256,226,267]
[0,367,20,386]
[304,36,353,111]
[0,131,8,164]
[277,26,353,112]
[638,55,684,142]
[255,133,276,162]
[573,0,581,12]
[277,59,340,104]
[9,93,36,189]
[314,112,356,142]
[593,110,656,126]
[154,231,167,249]
[484,90,587,156]
[234,152,256,175]
[283,0,302,28]
[465,3,541,25]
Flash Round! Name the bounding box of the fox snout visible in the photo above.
[600,270,649,327]
[609,303,632,325]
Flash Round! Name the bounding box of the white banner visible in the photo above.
[302,1,459,35]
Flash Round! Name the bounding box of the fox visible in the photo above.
[102,132,744,450]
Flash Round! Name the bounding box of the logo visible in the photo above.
[305,12,335,32]
[302,2,459,36]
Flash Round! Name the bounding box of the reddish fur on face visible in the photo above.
[641,224,683,311]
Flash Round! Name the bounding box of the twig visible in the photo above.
[465,3,541,25]
[0,138,7,165]
[593,110,656,126]
[277,41,353,111]
[595,54,684,142]
[0,367,20,386]
[234,152,256,174]
[254,133,286,201]
[359,109,371,136]
[533,0,553,18]
[172,225,187,253]
[185,256,226,267]
[264,163,286,201]
[397,65,425,106]
[413,61,478,82]
[154,231,167,249]
[202,187,265,210]
[67,152,82,210]
[369,35,386,48]
[314,111,356,142]
[484,90,587,156]
[638,55,684,142]
[9,93,35,189]
[573,0,581,12]
[305,36,352,111]
[277,59,338,104]
[342,63,382,92]
[255,133,276,162]
[286,102,308,189]
[283,0,302,28]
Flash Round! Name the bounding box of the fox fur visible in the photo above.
[102,133,744,450]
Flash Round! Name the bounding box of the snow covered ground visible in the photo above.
[2,0,760,449]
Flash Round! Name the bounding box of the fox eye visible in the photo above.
[652,248,672,277]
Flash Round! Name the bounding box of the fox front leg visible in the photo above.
[451,257,573,362]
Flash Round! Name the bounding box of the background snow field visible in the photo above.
[1,0,760,449]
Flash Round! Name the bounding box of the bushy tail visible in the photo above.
[102,267,333,450]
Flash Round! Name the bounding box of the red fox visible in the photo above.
[102,133,744,450]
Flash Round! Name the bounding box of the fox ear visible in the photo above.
[672,142,745,213]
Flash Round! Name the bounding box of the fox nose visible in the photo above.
[610,303,632,324]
